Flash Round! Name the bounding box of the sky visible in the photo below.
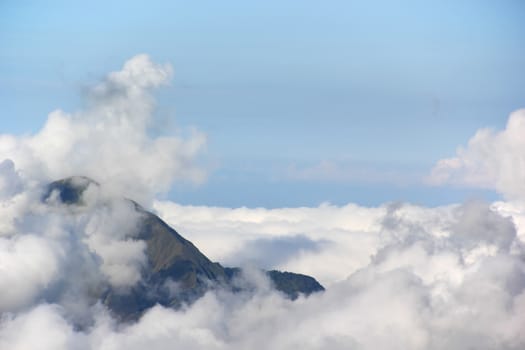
[2,0,524,207]
[1,2,525,349]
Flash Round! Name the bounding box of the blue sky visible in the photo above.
[1,0,524,207]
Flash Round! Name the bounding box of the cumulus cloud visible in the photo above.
[428,109,525,199]
[0,234,61,312]
[0,159,23,200]
[0,54,204,321]
[0,54,206,205]
[0,185,148,322]
[1,183,525,350]
[149,200,525,349]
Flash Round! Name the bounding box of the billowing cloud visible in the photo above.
[1,198,524,349]
[0,54,206,321]
[152,201,385,285]
[0,182,147,320]
[428,109,525,200]
[148,200,525,349]
[0,54,206,205]
[0,159,23,200]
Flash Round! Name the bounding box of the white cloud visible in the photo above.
[0,159,23,200]
[1,188,524,349]
[2,227,524,350]
[0,54,206,206]
[0,304,82,350]
[3,155,523,349]
[428,109,525,200]
[0,190,148,316]
[0,235,62,312]
[152,201,386,285]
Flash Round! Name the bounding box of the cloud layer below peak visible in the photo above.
[1,196,524,350]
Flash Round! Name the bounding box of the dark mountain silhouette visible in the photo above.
[44,177,325,321]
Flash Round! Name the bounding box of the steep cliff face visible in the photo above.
[44,177,325,320]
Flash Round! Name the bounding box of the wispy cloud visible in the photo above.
[285,160,423,186]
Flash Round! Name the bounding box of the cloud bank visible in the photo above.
[1,56,524,349]
[2,197,524,350]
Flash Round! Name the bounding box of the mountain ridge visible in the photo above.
[44,176,325,321]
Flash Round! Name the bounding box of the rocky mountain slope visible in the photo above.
[44,177,324,320]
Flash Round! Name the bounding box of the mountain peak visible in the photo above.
[43,176,99,204]
[43,177,324,321]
